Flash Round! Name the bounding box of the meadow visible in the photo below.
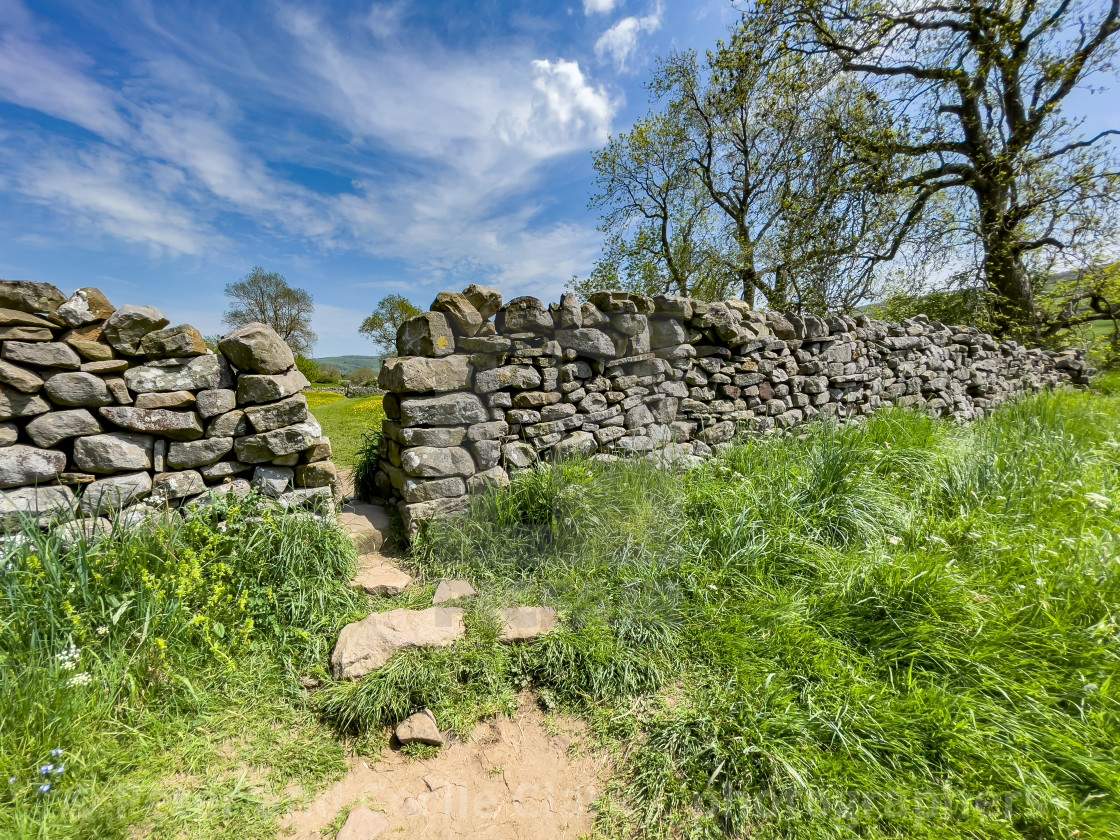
[306,392,385,469]
[1,379,1118,839]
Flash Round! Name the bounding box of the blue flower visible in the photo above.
[38,784,51,795]
[39,764,53,776]
[54,765,65,776]
[7,777,15,785]
[50,749,64,758]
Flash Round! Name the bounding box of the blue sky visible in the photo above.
[0,1,1115,356]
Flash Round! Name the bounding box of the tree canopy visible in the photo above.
[223,267,316,354]
[359,294,422,357]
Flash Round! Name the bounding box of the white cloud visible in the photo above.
[583,0,621,14]
[594,6,662,71]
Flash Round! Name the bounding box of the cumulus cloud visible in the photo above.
[594,6,662,71]
[583,0,621,14]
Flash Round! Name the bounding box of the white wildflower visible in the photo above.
[68,673,92,687]
[56,643,80,671]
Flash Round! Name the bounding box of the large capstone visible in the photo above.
[140,324,208,359]
[25,409,102,448]
[43,372,113,407]
[72,433,154,474]
[462,284,503,320]
[99,407,204,441]
[431,292,484,336]
[378,355,473,393]
[0,280,66,314]
[400,392,487,426]
[55,288,116,327]
[236,369,310,405]
[0,445,66,489]
[102,305,171,354]
[397,312,455,357]
[499,296,553,333]
[217,323,295,374]
[80,471,153,514]
[124,355,225,393]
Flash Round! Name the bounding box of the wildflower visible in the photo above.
[7,777,15,786]
[38,784,51,795]
[95,626,108,636]
[54,766,65,776]
[50,749,63,758]
[888,535,902,546]
[56,643,80,671]
[68,673,92,687]
[39,765,53,776]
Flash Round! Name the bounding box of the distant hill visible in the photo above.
[311,355,383,375]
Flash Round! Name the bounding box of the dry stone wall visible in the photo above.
[0,280,340,532]
[374,287,1091,536]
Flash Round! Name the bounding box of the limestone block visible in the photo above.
[244,394,308,433]
[0,445,66,489]
[462,284,503,319]
[2,341,81,370]
[457,335,511,353]
[0,485,75,527]
[0,326,53,341]
[0,387,50,421]
[499,297,553,333]
[401,476,467,504]
[467,466,510,493]
[400,392,487,426]
[0,423,16,446]
[207,409,249,438]
[301,437,332,463]
[99,407,204,441]
[396,425,467,447]
[589,291,654,315]
[0,359,43,393]
[199,460,251,480]
[378,354,473,393]
[400,446,476,478]
[502,441,536,468]
[395,709,443,746]
[217,322,295,374]
[397,312,455,357]
[150,470,206,504]
[72,433,154,474]
[474,364,542,393]
[554,430,596,459]
[55,288,115,327]
[134,390,196,410]
[166,437,234,469]
[336,807,389,840]
[498,606,557,641]
[102,305,170,354]
[196,389,236,418]
[252,465,294,497]
[140,324,208,359]
[236,369,310,405]
[0,280,66,314]
[43,372,112,407]
[0,309,57,329]
[555,328,615,358]
[234,421,320,462]
[470,439,501,470]
[124,355,224,394]
[81,360,128,374]
[432,291,484,336]
[80,471,152,514]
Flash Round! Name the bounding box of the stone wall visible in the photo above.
[372,288,1090,535]
[0,280,340,531]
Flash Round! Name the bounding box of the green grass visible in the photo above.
[0,494,366,839]
[309,395,385,468]
[318,385,1120,840]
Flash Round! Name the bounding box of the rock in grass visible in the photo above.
[352,562,413,595]
[337,807,389,840]
[395,709,443,747]
[331,607,465,680]
[432,579,477,604]
[498,606,557,642]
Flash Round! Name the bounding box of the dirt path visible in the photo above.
[281,696,609,839]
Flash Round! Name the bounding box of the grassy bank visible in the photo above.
[307,392,385,468]
[320,386,1120,839]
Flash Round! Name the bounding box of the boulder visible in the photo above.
[244,394,308,433]
[498,606,558,642]
[432,292,484,336]
[134,390,196,410]
[0,387,50,421]
[102,305,170,354]
[0,280,66,314]
[150,471,206,505]
[99,407,204,441]
[24,409,102,448]
[397,312,455,357]
[0,360,43,393]
[233,420,320,462]
[399,392,487,427]
[43,372,112,407]
[196,389,236,418]
[140,324,208,359]
[474,364,542,393]
[555,328,616,359]
[499,297,553,333]
[432,579,477,604]
[72,433,154,474]
[336,807,389,840]
[236,369,310,405]
[462,284,503,320]
[217,323,295,374]
[378,355,473,393]
[124,355,224,393]
[0,485,75,527]
[80,471,152,514]
[166,437,233,469]
[395,709,443,747]
[331,607,466,679]
[251,465,293,497]
[1,341,81,370]
[55,288,115,327]
[0,445,66,489]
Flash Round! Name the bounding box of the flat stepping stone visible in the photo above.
[337,806,389,840]
[352,561,413,596]
[395,708,443,747]
[339,501,390,553]
[432,579,477,604]
[331,607,465,680]
[499,607,558,642]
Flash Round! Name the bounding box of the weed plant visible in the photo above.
[0,493,363,839]
[320,388,1120,839]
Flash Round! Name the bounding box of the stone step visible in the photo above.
[331,607,466,680]
[432,578,477,604]
[499,606,557,642]
[352,558,413,596]
[339,500,390,552]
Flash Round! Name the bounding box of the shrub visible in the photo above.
[348,366,378,387]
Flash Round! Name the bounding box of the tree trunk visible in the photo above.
[979,212,1036,336]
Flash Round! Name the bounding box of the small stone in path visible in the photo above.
[499,607,558,642]
[331,607,465,680]
[395,708,443,747]
[353,561,413,596]
[336,805,389,840]
[432,579,477,604]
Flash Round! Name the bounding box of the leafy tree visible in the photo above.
[348,366,379,386]
[359,294,421,357]
[223,267,316,354]
[775,0,1120,336]
[585,16,913,310]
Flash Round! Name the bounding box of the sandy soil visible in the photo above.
[280,696,609,839]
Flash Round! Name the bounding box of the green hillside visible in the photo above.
[310,355,383,375]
